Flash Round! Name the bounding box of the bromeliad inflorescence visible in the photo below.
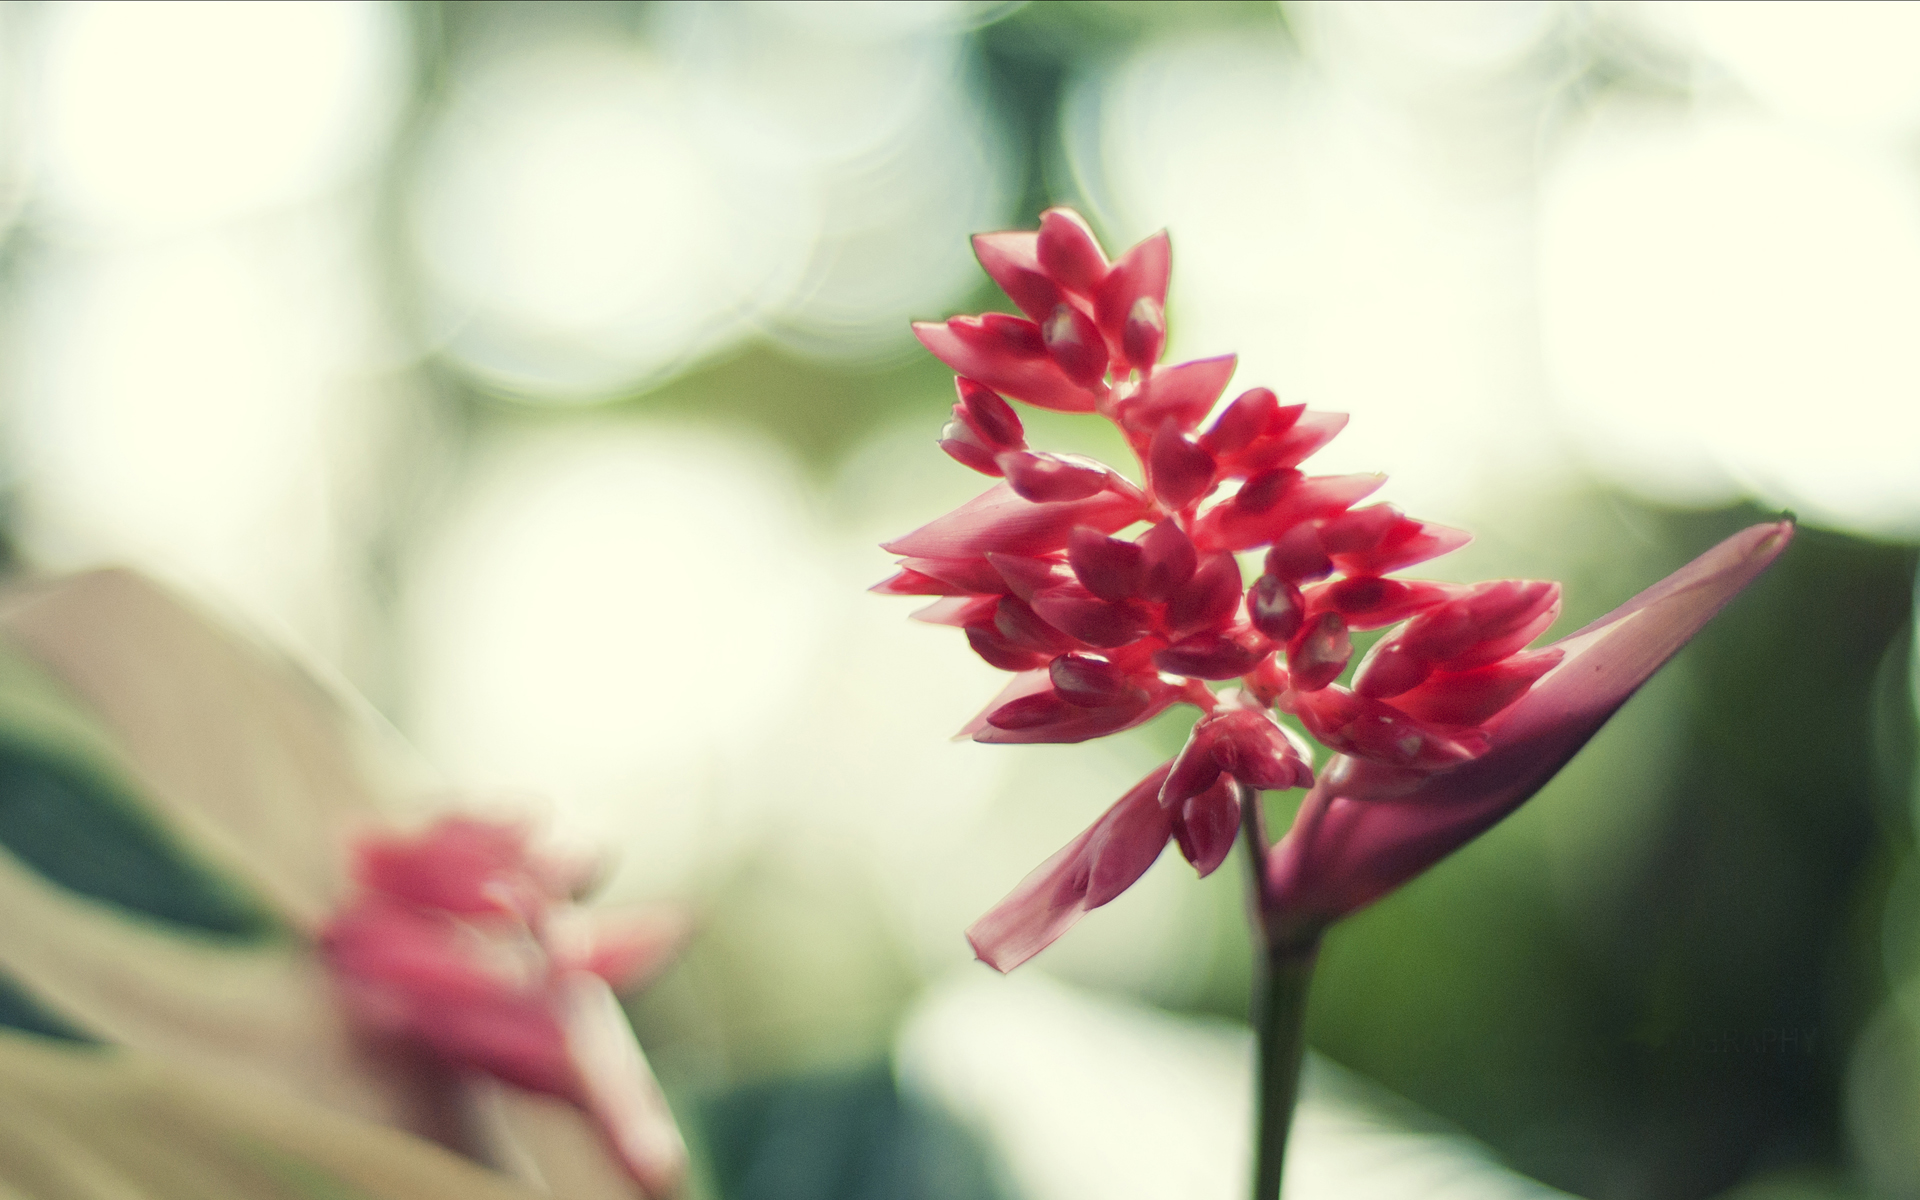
[877,209,1569,970]
[879,209,1792,1200]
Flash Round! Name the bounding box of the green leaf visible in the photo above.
[0,727,276,939]
[0,569,415,930]
[0,966,92,1044]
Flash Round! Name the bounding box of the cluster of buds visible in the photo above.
[880,209,1791,972]
[320,816,688,1198]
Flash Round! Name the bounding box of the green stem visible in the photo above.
[1250,937,1317,1200]
[1241,790,1320,1200]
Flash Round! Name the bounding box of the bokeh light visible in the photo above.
[36,0,406,236]
[1540,103,1920,532]
[402,423,829,896]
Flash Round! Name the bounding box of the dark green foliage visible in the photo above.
[0,968,93,1044]
[704,1063,1011,1200]
[0,742,277,941]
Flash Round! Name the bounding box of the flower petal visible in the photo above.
[557,972,689,1200]
[914,319,1103,413]
[883,483,1146,560]
[965,764,1176,972]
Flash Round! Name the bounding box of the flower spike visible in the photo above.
[881,208,1791,973]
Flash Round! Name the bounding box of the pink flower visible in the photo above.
[1265,520,1793,935]
[882,209,1790,973]
[321,816,689,1199]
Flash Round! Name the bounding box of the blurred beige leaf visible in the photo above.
[0,568,405,928]
[0,1030,550,1200]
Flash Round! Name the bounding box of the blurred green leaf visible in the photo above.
[704,1061,1010,1200]
[0,967,91,1044]
[0,729,277,939]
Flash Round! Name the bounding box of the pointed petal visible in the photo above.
[1308,577,1464,631]
[1389,648,1564,726]
[999,451,1113,503]
[1094,232,1171,369]
[966,764,1176,972]
[895,556,1009,595]
[1030,588,1153,648]
[871,568,968,597]
[1237,409,1348,474]
[965,625,1053,671]
[1200,388,1288,457]
[1191,472,1387,552]
[985,554,1073,604]
[910,595,1001,628]
[1152,631,1265,680]
[971,231,1064,321]
[558,973,689,1199]
[1148,422,1217,509]
[1036,208,1111,294]
[882,482,1146,559]
[1321,504,1472,575]
[1068,527,1147,602]
[1136,518,1199,602]
[1049,653,1143,707]
[973,677,1178,745]
[1267,521,1794,928]
[1041,303,1110,386]
[1165,553,1242,638]
[956,669,1050,740]
[1126,355,1237,433]
[914,319,1102,413]
[1173,777,1243,877]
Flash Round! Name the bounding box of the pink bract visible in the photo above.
[1266,520,1793,935]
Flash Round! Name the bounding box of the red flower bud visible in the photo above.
[1172,776,1243,878]
[1200,387,1288,457]
[1050,652,1144,707]
[1286,610,1352,692]
[1166,552,1242,637]
[1094,231,1171,371]
[1042,302,1110,386]
[1068,526,1147,602]
[971,230,1066,322]
[1248,573,1306,641]
[914,316,1103,413]
[1124,355,1236,433]
[1153,631,1265,680]
[1148,421,1217,509]
[1136,518,1199,602]
[1036,207,1111,295]
[999,450,1113,503]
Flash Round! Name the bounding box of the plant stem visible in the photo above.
[1240,789,1320,1200]
[1250,936,1317,1200]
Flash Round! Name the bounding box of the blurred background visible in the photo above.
[1,1,1918,1197]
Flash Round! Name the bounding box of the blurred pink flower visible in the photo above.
[322,816,689,1199]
